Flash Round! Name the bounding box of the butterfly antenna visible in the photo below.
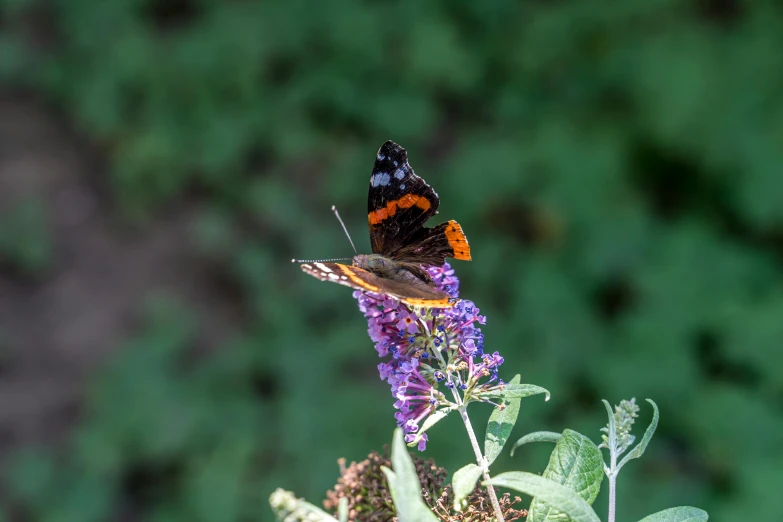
[291,257,353,263]
[331,205,358,255]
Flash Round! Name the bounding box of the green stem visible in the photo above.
[608,471,617,522]
[429,317,504,521]
[451,389,504,522]
[607,423,618,522]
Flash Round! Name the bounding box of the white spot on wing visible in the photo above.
[394,168,405,179]
[327,273,339,280]
[377,153,385,160]
[400,183,406,190]
[371,172,391,187]
[341,275,348,280]
[315,263,332,273]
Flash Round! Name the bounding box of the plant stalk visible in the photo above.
[607,426,618,522]
[431,327,504,522]
[456,401,505,522]
[608,472,617,522]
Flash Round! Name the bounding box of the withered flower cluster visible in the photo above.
[324,451,527,522]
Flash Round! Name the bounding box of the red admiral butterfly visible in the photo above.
[296,141,471,307]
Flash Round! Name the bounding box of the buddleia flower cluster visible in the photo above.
[269,489,335,522]
[353,263,505,450]
[599,397,640,455]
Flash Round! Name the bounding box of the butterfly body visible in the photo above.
[300,141,471,308]
[353,254,433,286]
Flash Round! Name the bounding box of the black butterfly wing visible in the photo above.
[367,141,440,256]
[367,141,471,266]
[391,219,471,265]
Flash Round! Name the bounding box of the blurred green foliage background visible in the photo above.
[0,0,782,521]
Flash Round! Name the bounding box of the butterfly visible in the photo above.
[297,141,471,307]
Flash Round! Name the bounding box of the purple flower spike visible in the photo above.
[353,262,504,450]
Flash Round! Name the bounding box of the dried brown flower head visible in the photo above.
[323,450,527,522]
[434,487,527,522]
[323,450,445,521]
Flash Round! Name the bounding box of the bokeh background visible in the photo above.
[1,1,782,521]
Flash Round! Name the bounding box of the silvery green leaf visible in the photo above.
[381,429,439,522]
[485,374,522,466]
[337,497,348,522]
[407,408,451,447]
[637,506,709,522]
[451,463,483,511]
[478,383,551,401]
[528,430,604,522]
[618,399,659,471]
[486,472,601,522]
[510,431,562,456]
[601,399,617,452]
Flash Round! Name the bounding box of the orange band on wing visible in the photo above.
[337,264,380,292]
[445,220,471,260]
[368,194,432,226]
[403,297,456,308]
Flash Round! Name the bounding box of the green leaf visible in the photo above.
[637,506,709,522]
[420,408,450,433]
[486,472,601,522]
[477,383,551,401]
[407,408,452,447]
[381,429,439,522]
[337,497,348,522]
[618,399,659,471]
[451,464,483,511]
[511,431,562,456]
[602,399,617,451]
[528,430,604,522]
[485,374,522,466]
